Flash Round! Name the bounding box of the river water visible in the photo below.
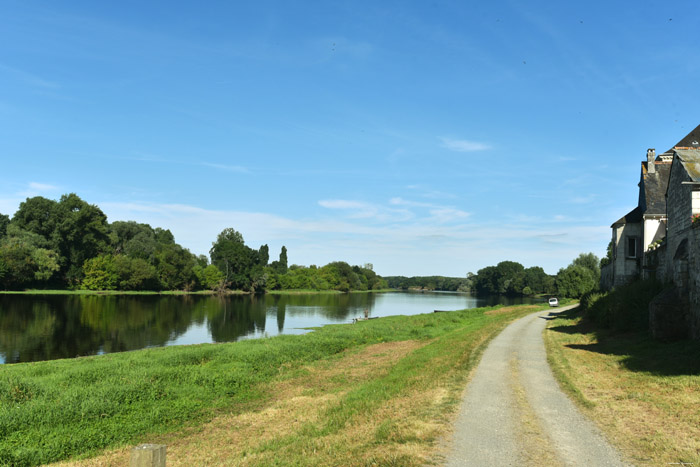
[0,292,543,364]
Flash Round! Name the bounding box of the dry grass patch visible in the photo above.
[546,310,700,465]
[55,340,427,466]
[485,305,540,315]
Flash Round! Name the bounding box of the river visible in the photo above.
[0,292,543,364]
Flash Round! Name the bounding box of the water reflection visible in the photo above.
[0,292,542,364]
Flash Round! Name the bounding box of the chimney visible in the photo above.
[647,148,656,174]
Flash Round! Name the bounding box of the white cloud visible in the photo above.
[28,182,59,192]
[428,208,471,223]
[201,162,249,173]
[319,199,413,222]
[440,137,491,152]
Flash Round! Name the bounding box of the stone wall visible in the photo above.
[652,157,700,340]
[612,222,642,287]
[600,263,613,291]
[665,160,692,283]
[690,224,700,338]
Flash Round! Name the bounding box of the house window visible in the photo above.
[626,236,638,258]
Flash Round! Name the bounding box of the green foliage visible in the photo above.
[81,255,159,291]
[555,265,597,298]
[270,262,387,292]
[0,214,9,240]
[270,246,288,274]
[2,196,387,293]
[193,264,225,290]
[555,252,600,298]
[0,230,60,289]
[210,228,258,291]
[472,261,554,296]
[384,275,471,291]
[582,280,665,331]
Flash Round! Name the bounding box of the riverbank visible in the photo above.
[0,288,397,296]
[1,303,546,466]
[545,306,700,464]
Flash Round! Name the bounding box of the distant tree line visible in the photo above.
[470,253,600,298]
[384,276,471,292]
[0,194,387,293]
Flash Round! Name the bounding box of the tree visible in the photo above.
[572,252,600,277]
[258,244,269,266]
[278,246,288,274]
[0,213,9,240]
[209,228,257,290]
[555,265,597,298]
[11,196,59,239]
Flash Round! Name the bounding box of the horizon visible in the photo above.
[2,1,698,276]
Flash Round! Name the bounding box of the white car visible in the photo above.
[548,297,559,307]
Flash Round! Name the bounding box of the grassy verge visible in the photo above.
[545,306,700,464]
[1,304,545,466]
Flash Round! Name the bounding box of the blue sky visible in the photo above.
[1,0,698,276]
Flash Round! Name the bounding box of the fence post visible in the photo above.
[130,444,166,467]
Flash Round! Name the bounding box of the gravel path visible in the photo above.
[445,305,629,466]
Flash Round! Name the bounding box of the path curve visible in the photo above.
[445,305,628,466]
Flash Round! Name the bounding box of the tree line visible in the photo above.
[470,253,600,298]
[0,194,387,293]
[384,276,471,292]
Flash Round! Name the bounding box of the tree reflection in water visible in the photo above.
[0,292,540,364]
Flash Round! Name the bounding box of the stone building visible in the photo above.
[604,148,671,288]
[602,125,700,339]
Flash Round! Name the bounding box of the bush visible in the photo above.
[583,280,665,332]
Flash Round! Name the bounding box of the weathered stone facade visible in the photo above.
[607,128,700,340]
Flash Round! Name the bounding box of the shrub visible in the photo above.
[583,280,664,332]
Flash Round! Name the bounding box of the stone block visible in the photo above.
[131,444,166,467]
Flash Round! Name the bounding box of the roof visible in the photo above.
[674,148,700,182]
[612,206,642,227]
[666,124,700,152]
[640,161,671,214]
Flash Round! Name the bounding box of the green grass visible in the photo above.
[0,303,544,466]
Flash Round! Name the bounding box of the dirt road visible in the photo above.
[445,305,628,466]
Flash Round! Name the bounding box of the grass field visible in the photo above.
[545,306,700,465]
[1,303,545,466]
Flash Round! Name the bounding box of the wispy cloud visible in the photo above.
[440,137,491,152]
[28,182,58,192]
[16,182,60,198]
[201,163,249,173]
[318,199,413,221]
[0,63,59,89]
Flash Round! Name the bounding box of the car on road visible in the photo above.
[548,297,559,307]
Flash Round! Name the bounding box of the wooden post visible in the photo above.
[131,444,166,467]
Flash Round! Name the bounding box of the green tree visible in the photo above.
[210,228,257,290]
[193,264,226,290]
[0,213,9,240]
[572,252,600,277]
[555,265,597,298]
[271,246,288,274]
[12,196,59,239]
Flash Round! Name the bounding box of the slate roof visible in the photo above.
[612,206,643,227]
[674,148,700,182]
[640,161,671,215]
[667,124,700,152]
